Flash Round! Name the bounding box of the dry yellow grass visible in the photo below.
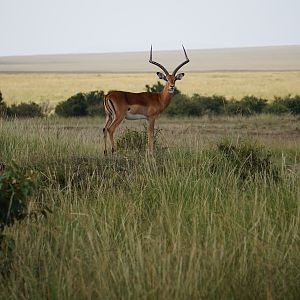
[0,71,300,105]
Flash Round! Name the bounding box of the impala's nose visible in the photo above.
[168,85,175,93]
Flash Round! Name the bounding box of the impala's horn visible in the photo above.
[172,45,190,76]
[149,45,169,75]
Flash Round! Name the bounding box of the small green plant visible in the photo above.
[0,162,50,276]
[0,163,39,230]
[116,127,161,152]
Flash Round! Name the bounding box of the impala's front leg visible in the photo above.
[147,117,155,154]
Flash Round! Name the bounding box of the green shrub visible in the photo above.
[163,94,191,116]
[264,95,300,115]
[226,100,244,115]
[55,91,105,117]
[0,91,8,117]
[86,90,105,116]
[164,94,227,117]
[55,93,88,117]
[226,96,268,116]
[7,102,43,118]
[284,95,300,115]
[0,94,43,118]
[190,94,227,116]
[263,99,289,115]
[241,95,268,114]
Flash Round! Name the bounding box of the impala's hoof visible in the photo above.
[104,150,107,155]
[111,148,115,154]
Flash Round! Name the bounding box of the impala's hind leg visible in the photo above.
[103,115,112,155]
[107,117,123,154]
[103,96,114,155]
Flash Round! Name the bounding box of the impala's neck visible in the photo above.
[158,83,173,109]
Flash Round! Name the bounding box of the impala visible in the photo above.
[103,45,190,154]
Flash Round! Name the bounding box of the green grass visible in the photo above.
[0,116,300,299]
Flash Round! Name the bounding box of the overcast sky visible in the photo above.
[0,0,299,56]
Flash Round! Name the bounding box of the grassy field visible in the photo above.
[0,115,300,299]
[1,71,300,106]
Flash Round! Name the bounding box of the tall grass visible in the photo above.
[0,116,299,299]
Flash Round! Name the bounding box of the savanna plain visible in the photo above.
[0,72,300,299]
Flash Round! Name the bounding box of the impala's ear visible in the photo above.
[156,72,167,81]
[175,73,185,80]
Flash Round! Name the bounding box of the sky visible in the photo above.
[0,0,299,56]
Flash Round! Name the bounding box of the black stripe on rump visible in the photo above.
[108,99,116,116]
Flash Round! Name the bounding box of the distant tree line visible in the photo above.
[0,84,300,118]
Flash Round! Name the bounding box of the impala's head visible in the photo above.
[149,45,189,94]
[156,73,185,94]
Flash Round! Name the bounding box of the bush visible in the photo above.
[0,91,8,117]
[283,95,300,115]
[190,94,227,116]
[263,99,289,115]
[7,102,43,118]
[241,95,268,114]
[226,96,268,116]
[0,93,42,118]
[86,90,105,116]
[263,95,300,115]
[55,93,87,117]
[55,91,105,117]
[164,94,227,117]
[226,100,244,115]
[163,94,191,116]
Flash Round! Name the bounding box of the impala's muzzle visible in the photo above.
[168,85,175,93]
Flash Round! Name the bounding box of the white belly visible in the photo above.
[125,112,147,120]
